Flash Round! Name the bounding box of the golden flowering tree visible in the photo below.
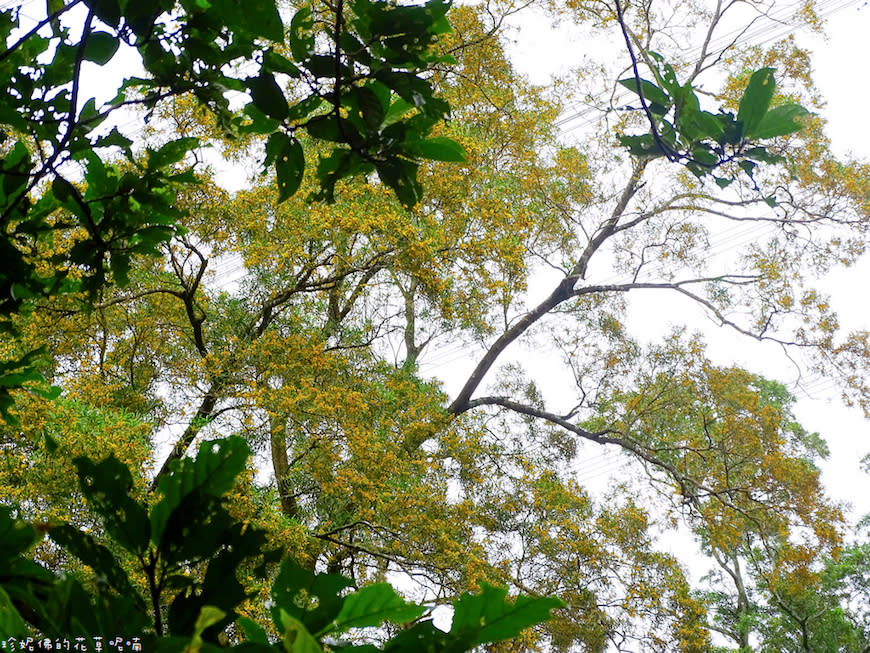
[4,0,870,649]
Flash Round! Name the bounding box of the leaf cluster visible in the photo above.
[618,60,808,189]
[0,436,561,650]
[0,0,465,417]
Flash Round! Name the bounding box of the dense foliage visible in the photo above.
[3,0,870,650]
[1,436,562,650]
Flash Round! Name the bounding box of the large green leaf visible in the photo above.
[150,437,250,546]
[73,456,151,555]
[87,0,121,28]
[376,159,422,208]
[264,132,305,202]
[618,77,671,109]
[280,611,321,653]
[374,71,447,118]
[248,71,289,122]
[737,67,776,138]
[384,619,448,652]
[449,583,563,646]
[305,115,345,143]
[289,7,315,62]
[271,559,354,635]
[404,137,467,162]
[49,526,145,610]
[0,586,28,639]
[185,605,227,652]
[752,103,809,139]
[148,137,199,170]
[0,507,54,582]
[82,31,119,65]
[237,616,271,643]
[327,584,425,634]
[210,0,283,41]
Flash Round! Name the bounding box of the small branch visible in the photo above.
[613,0,679,162]
[0,0,85,65]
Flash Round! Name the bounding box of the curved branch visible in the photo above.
[0,0,85,65]
[448,162,646,414]
[467,395,785,537]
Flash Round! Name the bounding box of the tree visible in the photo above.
[4,0,870,650]
[1,435,564,650]
[0,0,460,417]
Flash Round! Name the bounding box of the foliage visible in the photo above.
[4,0,870,650]
[0,436,563,649]
[0,0,463,416]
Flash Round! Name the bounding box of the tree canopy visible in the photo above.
[3,0,870,650]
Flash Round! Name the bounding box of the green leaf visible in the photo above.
[51,176,76,204]
[150,437,250,547]
[352,85,386,131]
[211,0,283,41]
[49,526,145,610]
[271,559,353,635]
[83,31,119,65]
[148,137,198,169]
[280,610,322,653]
[449,583,563,646]
[744,146,785,165]
[374,71,446,118]
[238,616,271,644]
[717,112,743,145]
[618,133,661,158]
[44,431,59,454]
[0,586,28,639]
[289,7,315,62]
[382,97,413,126]
[327,584,425,634]
[270,133,305,203]
[376,159,421,208]
[737,67,776,138]
[617,77,670,108]
[264,50,301,78]
[187,605,226,650]
[88,0,121,28]
[0,506,39,559]
[92,127,133,154]
[248,71,289,122]
[404,136,467,162]
[384,620,447,652]
[688,110,725,141]
[286,94,323,123]
[751,103,809,140]
[73,456,151,555]
[239,104,280,135]
[305,115,345,143]
[77,98,106,130]
[689,145,718,167]
[304,55,339,78]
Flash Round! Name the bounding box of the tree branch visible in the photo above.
[448,162,646,414]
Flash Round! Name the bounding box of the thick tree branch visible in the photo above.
[448,162,646,414]
[151,380,222,488]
